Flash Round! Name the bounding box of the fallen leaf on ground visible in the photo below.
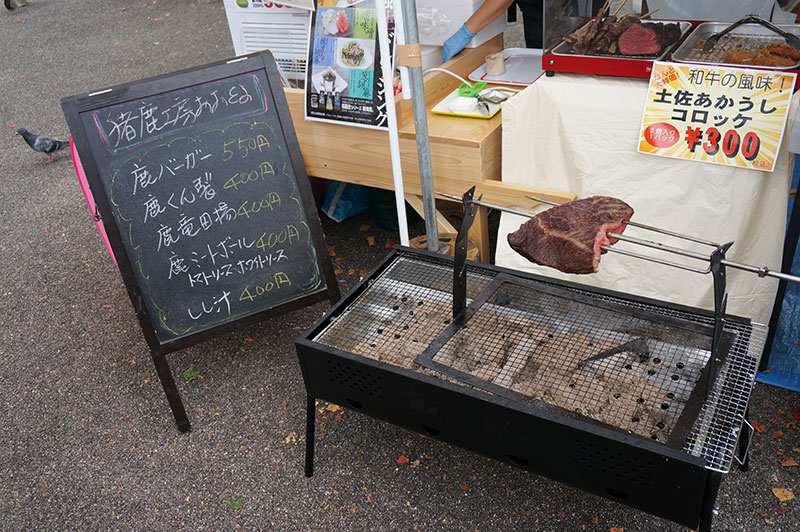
[772,488,794,502]
[397,455,409,464]
[280,400,287,408]
[780,456,798,467]
[366,236,376,246]
[360,225,370,231]
[243,336,254,343]
[768,418,782,425]
[773,430,784,439]
[385,238,395,249]
[752,420,767,433]
[226,497,243,510]
[285,432,297,444]
[359,269,368,277]
[348,269,355,275]
[792,406,800,420]
[328,245,336,257]
[610,528,624,532]
[325,404,342,413]
[334,269,345,275]
[460,485,470,492]
[591,516,599,524]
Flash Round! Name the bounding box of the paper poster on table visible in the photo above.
[305,0,393,129]
[638,61,795,172]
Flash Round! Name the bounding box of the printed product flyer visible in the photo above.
[639,61,795,172]
[305,0,393,128]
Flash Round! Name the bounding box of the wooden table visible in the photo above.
[284,35,574,262]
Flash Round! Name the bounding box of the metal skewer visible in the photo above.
[526,195,718,247]
[437,191,800,284]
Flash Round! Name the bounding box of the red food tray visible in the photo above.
[542,19,697,80]
[543,19,800,88]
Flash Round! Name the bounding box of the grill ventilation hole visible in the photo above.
[325,359,385,400]
[572,439,654,489]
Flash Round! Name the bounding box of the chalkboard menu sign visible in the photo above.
[62,52,339,431]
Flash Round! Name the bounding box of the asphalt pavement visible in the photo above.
[1,1,798,531]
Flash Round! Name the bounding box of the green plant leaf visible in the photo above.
[226,497,243,510]
[181,365,201,381]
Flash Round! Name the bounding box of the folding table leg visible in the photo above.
[151,352,191,433]
[305,395,316,477]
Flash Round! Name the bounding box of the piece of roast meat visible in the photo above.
[507,196,634,274]
[650,21,682,50]
[618,23,660,55]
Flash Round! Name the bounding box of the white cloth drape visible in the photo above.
[496,73,797,324]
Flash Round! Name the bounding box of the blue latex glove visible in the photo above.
[442,23,475,63]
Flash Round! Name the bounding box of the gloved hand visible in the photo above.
[442,23,475,63]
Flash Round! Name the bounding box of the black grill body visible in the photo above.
[295,248,762,531]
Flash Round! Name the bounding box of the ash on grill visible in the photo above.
[420,275,723,445]
[314,257,493,374]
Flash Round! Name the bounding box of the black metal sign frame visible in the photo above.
[62,52,340,432]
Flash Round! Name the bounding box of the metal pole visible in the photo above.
[399,0,439,252]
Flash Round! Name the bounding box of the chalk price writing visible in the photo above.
[222,135,271,161]
[224,161,276,191]
[237,193,281,219]
[256,224,303,251]
[239,273,293,303]
[684,126,761,160]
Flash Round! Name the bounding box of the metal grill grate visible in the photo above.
[312,251,765,472]
[313,255,495,371]
[683,34,795,65]
[418,274,733,448]
[558,283,766,473]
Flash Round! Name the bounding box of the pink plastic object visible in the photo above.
[70,136,119,269]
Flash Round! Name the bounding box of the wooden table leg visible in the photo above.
[469,206,490,263]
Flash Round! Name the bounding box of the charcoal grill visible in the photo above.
[296,239,766,530]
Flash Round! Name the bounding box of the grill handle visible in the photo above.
[452,187,479,319]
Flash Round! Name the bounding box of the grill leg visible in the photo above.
[305,395,316,477]
[698,471,723,532]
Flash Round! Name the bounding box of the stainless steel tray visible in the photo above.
[551,20,691,60]
[672,21,800,69]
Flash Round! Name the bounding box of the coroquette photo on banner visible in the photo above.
[638,61,795,172]
[305,0,393,129]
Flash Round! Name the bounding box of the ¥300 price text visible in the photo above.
[684,126,761,162]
